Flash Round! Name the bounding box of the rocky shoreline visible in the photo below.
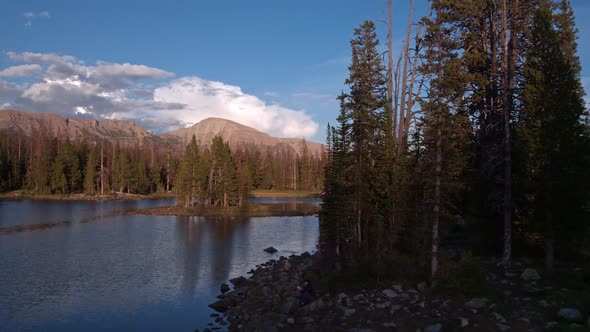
[202,252,590,332]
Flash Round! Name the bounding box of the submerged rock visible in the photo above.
[264,246,278,253]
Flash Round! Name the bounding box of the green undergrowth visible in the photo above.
[435,252,496,298]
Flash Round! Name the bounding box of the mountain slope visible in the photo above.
[0,110,156,146]
[165,117,324,156]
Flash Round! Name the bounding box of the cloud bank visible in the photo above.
[0,52,319,138]
[154,77,318,138]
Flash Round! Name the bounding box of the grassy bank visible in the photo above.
[250,190,321,198]
[0,190,175,201]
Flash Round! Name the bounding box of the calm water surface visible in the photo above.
[0,198,319,331]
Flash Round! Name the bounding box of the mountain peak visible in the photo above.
[167,117,323,156]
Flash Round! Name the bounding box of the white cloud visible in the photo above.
[0,64,42,77]
[1,52,320,137]
[7,51,79,66]
[154,77,318,138]
[0,80,24,98]
[88,63,173,89]
[24,11,50,26]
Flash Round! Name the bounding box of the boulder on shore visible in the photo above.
[229,276,247,288]
[557,308,582,322]
[520,268,540,281]
[209,298,233,313]
[220,283,230,294]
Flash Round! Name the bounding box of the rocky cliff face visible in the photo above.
[0,110,324,156]
[0,110,156,147]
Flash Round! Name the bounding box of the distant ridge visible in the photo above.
[0,110,324,156]
[0,110,156,147]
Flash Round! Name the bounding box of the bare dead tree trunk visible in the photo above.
[293,155,297,190]
[387,0,395,144]
[432,34,443,287]
[501,0,513,266]
[432,118,442,285]
[402,29,422,149]
[100,141,104,195]
[393,52,402,144]
[397,0,415,152]
[166,149,170,192]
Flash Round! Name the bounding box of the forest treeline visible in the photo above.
[320,0,590,282]
[0,128,326,201]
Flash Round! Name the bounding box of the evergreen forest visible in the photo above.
[320,0,590,282]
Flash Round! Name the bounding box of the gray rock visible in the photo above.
[280,298,296,314]
[338,292,348,300]
[306,299,326,312]
[496,323,510,331]
[208,298,233,313]
[343,308,356,317]
[392,284,403,292]
[424,323,443,332]
[492,312,507,323]
[287,317,295,325]
[375,301,391,309]
[264,246,278,253]
[383,323,397,328]
[558,308,582,322]
[545,321,559,330]
[520,268,540,281]
[538,299,549,308]
[220,283,230,294]
[418,282,428,292]
[391,304,402,312]
[282,261,292,272]
[382,289,398,298]
[353,294,366,301]
[465,297,489,310]
[458,317,469,328]
[518,317,530,324]
[229,276,247,288]
[260,324,278,332]
[261,285,274,297]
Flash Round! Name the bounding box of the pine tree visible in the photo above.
[321,21,392,261]
[517,0,590,275]
[418,0,470,282]
[84,147,97,195]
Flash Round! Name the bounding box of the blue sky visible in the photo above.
[0,1,588,143]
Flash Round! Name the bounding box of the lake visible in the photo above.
[0,198,319,331]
